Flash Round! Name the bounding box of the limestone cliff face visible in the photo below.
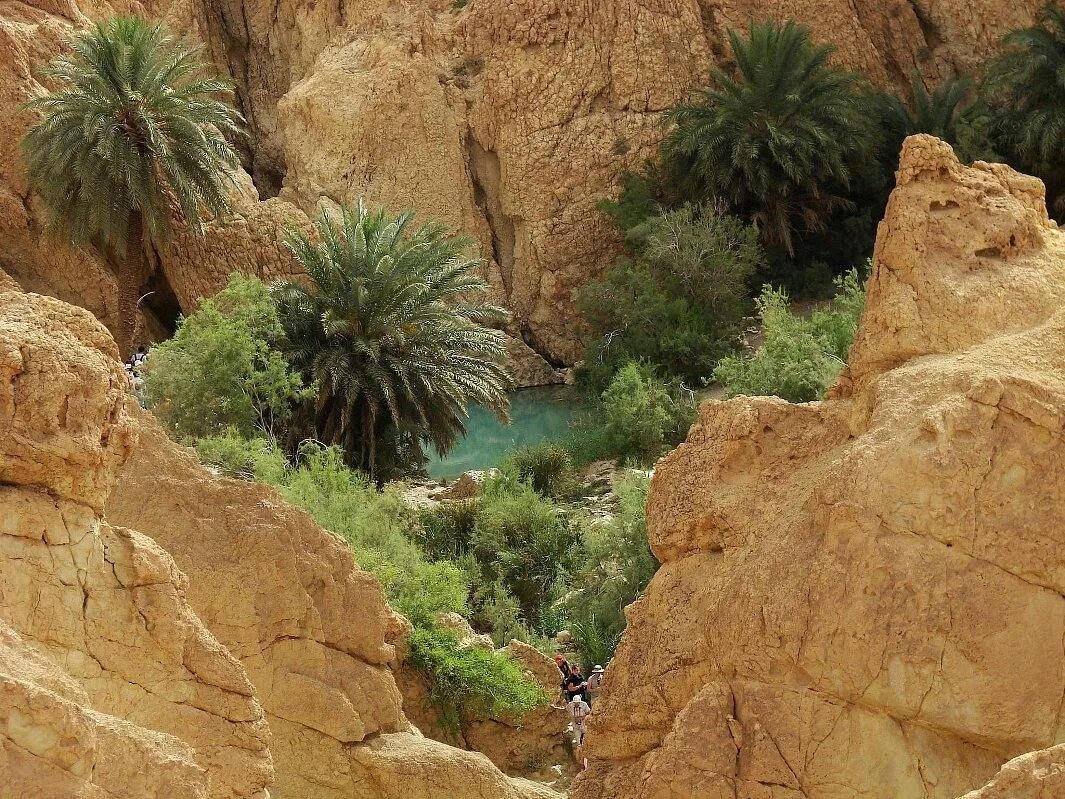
[0,0,1046,363]
[0,286,562,797]
[571,136,1065,799]
[0,290,274,799]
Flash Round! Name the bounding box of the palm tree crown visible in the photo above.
[661,20,874,256]
[985,3,1065,174]
[22,16,242,256]
[274,202,512,481]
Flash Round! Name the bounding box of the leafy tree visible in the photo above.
[714,266,866,402]
[274,202,513,483]
[661,20,876,256]
[599,362,696,465]
[21,17,242,351]
[143,274,303,440]
[984,3,1065,209]
[578,205,763,388]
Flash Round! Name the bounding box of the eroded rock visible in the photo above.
[572,136,1065,799]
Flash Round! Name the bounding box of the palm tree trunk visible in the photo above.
[116,214,152,358]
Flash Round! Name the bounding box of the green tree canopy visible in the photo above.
[984,2,1065,207]
[661,20,877,256]
[274,202,513,482]
[21,16,242,350]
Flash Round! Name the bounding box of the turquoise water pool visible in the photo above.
[426,386,583,479]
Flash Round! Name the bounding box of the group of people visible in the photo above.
[553,654,605,762]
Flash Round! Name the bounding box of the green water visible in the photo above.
[426,386,583,479]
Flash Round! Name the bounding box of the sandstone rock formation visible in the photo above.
[572,136,1065,798]
[959,745,1065,799]
[0,290,273,799]
[106,409,563,799]
[0,0,1046,365]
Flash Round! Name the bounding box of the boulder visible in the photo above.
[572,136,1065,799]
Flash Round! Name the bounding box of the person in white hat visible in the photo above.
[587,664,605,705]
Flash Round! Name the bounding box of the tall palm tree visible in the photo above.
[984,2,1065,207]
[21,17,242,352]
[881,73,973,144]
[274,202,512,483]
[661,20,876,257]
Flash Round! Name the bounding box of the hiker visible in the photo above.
[586,664,605,705]
[553,654,569,678]
[564,662,587,701]
[567,692,591,748]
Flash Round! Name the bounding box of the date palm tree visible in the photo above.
[984,2,1065,208]
[661,20,876,257]
[21,16,242,352]
[274,202,512,483]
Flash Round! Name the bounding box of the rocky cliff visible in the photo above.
[571,135,1065,799]
[0,0,1045,364]
[0,285,561,798]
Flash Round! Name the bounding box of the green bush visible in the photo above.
[714,267,867,402]
[599,363,697,465]
[418,499,481,562]
[406,625,548,734]
[194,430,289,484]
[565,475,656,669]
[144,274,304,441]
[471,479,577,628]
[503,442,574,497]
[578,205,764,388]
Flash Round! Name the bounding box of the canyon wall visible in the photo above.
[0,0,1045,363]
[571,135,1065,798]
[0,285,561,798]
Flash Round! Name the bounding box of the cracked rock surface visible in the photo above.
[571,137,1065,799]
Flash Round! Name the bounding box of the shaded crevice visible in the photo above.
[466,132,515,299]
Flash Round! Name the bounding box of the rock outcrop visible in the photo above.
[0,0,1046,364]
[572,136,1065,798]
[0,290,274,799]
[0,286,563,796]
[959,745,1065,799]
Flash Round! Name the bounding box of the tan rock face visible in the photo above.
[107,411,561,799]
[0,0,1046,363]
[0,290,273,799]
[958,745,1065,799]
[572,136,1065,799]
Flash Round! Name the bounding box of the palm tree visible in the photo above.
[21,17,242,352]
[661,20,876,257]
[881,73,973,144]
[274,202,512,483]
[984,2,1065,207]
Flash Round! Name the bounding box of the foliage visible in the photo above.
[194,430,289,484]
[984,2,1065,208]
[714,266,867,403]
[599,363,697,465]
[661,20,877,256]
[876,73,998,167]
[418,499,481,562]
[579,205,764,388]
[470,479,578,627]
[565,475,656,669]
[21,16,241,256]
[274,201,512,483]
[144,274,304,440]
[502,441,574,497]
[406,625,547,735]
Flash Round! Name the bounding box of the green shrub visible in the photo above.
[144,274,303,441]
[406,625,548,734]
[599,363,696,465]
[419,499,481,562]
[578,205,764,388]
[471,479,577,628]
[194,431,289,484]
[503,442,574,497]
[564,475,656,668]
[714,267,867,402]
